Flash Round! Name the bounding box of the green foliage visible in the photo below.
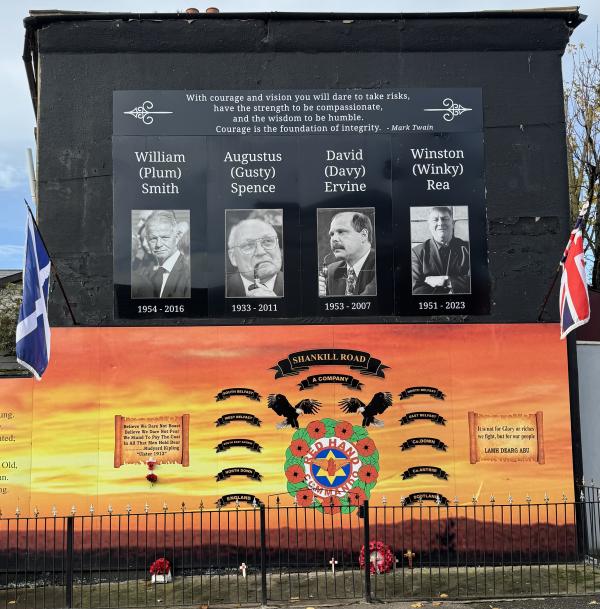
[0,283,22,356]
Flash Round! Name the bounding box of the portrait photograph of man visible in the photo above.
[410,206,471,295]
[225,209,284,298]
[317,208,377,297]
[131,209,191,299]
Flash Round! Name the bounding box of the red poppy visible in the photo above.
[290,439,309,457]
[334,421,354,440]
[285,465,306,483]
[296,489,314,507]
[307,420,325,439]
[356,438,376,456]
[358,465,379,483]
[146,473,158,484]
[348,487,366,506]
[321,496,341,514]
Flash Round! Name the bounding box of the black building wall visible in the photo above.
[24,10,583,325]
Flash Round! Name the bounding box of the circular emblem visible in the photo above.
[285,418,379,514]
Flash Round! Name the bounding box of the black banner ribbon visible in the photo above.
[399,387,446,400]
[215,468,262,482]
[402,466,449,480]
[215,413,262,427]
[215,439,262,453]
[400,412,446,426]
[215,388,261,402]
[215,494,263,508]
[404,492,449,506]
[272,349,388,379]
[298,374,363,391]
[400,437,448,451]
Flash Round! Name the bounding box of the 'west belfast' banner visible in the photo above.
[214,413,261,427]
[272,349,388,379]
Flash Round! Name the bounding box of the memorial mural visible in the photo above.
[0,324,573,518]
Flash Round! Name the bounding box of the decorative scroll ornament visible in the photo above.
[215,388,261,402]
[123,100,173,125]
[424,98,472,122]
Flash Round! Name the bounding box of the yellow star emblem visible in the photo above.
[312,450,350,484]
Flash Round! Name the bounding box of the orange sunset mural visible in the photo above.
[0,323,573,518]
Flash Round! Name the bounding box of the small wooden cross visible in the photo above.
[369,552,381,574]
[404,548,415,569]
[329,557,338,575]
[239,562,247,578]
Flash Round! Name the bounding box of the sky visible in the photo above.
[0,1,598,271]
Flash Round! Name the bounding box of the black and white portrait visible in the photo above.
[410,206,471,295]
[225,209,284,298]
[131,209,191,299]
[317,208,377,298]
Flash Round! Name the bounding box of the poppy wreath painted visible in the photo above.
[284,418,379,515]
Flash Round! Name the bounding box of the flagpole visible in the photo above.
[537,202,591,322]
[23,199,78,325]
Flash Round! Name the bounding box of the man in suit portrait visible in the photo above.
[411,206,470,295]
[226,217,283,298]
[318,210,376,297]
[131,210,191,299]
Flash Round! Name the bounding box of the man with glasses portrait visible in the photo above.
[226,215,284,298]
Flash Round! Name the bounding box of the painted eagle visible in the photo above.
[267,394,321,429]
[339,392,393,427]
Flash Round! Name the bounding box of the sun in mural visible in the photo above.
[284,418,379,514]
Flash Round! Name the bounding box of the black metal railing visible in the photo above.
[0,496,599,608]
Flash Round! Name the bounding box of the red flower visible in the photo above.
[359,541,394,574]
[149,557,170,574]
[290,439,309,457]
[296,489,314,507]
[334,421,354,440]
[321,496,341,514]
[348,487,367,506]
[307,420,325,439]
[285,465,306,483]
[358,465,379,483]
[356,438,376,456]
[146,473,158,484]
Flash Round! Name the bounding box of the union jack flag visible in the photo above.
[559,203,590,339]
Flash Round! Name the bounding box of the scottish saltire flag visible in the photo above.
[559,204,590,339]
[15,211,51,379]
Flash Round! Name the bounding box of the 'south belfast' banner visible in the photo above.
[0,324,573,520]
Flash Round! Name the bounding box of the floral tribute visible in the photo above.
[284,418,379,515]
[359,541,395,574]
[146,458,158,485]
[149,557,171,575]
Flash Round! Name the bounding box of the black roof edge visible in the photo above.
[23,8,586,31]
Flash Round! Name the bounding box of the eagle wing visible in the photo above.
[267,394,294,418]
[368,392,393,415]
[339,397,366,413]
[295,399,321,415]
